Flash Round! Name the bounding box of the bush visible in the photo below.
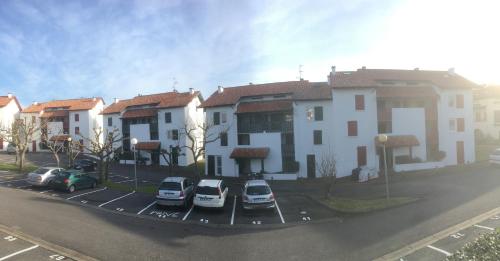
[446,230,500,260]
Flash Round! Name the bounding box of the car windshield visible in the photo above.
[159,182,182,191]
[196,186,219,195]
[246,185,271,195]
[33,168,51,174]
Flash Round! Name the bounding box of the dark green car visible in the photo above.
[51,170,98,193]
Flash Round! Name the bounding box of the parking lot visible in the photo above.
[0,171,336,227]
[0,230,73,261]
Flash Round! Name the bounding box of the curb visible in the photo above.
[0,224,99,261]
[373,206,500,260]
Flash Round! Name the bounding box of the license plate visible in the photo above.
[54,180,61,184]
[199,197,212,201]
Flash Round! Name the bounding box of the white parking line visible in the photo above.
[39,189,53,194]
[66,187,107,200]
[0,178,26,184]
[182,205,194,221]
[137,201,157,215]
[473,224,495,231]
[114,179,134,184]
[427,245,452,256]
[98,191,136,207]
[275,199,285,224]
[0,245,39,261]
[230,196,236,225]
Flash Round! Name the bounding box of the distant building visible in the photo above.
[0,93,22,150]
[473,86,500,140]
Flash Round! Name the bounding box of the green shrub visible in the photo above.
[446,230,500,260]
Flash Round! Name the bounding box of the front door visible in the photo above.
[207,155,215,176]
[238,159,251,176]
[457,141,465,164]
[307,154,315,178]
[32,140,36,152]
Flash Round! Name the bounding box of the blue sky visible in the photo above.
[0,0,499,106]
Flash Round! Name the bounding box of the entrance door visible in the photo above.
[207,155,215,176]
[307,154,316,178]
[456,141,465,164]
[238,159,251,176]
[32,140,36,152]
[0,138,3,150]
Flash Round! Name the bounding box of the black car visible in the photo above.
[72,159,97,172]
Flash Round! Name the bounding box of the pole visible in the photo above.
[133,146,138,191]
[383,144,390,199]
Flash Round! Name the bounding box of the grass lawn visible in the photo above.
[0,163,38,173]
[104,180,157,194]
[321,196,418,213]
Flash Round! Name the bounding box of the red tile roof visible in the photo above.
[236,100,293,114]
[102,91,201,115]
[22,97,103,113]
[375,135,420,148]
[331,69,477,89]
[230,147,270,159]
[0,95,22,111]
[200,81,331,108]
[121,109,158,119]
[135,141,161,150]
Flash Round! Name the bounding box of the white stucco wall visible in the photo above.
[474,97,500,139]
[0,99,21,150]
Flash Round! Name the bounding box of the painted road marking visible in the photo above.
[114,179,134,184]
[39,189,53,194]
[98,191,135,207]
[182,205,194,221]
[137,201,157,215]
[0,178,26,184]
[275,199,285,224]
[473,224,495,231]
[49,254,66,260]
[427,245,452,256]
[450,232,465,239]
[0,245,39,261]
[116,208,124,212]
[491,215,500,220]
[4,236,17,242]
[66,187,107,200]
[230,195,236,225]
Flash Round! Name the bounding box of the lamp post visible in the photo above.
[130,138,138,191]
[67,137,72,168]
[378,134,390,200]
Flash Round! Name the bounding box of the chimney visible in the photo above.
[414,67,419,71]
[328,66,336,85]
[7,93,12,98]
[33,101,38,105]
[361,66,366,70]
[93,97,97,101]
[114,98,120,103]
[189,88,195,95]
[249,82,253,85]
[448,67,455,75]
[217,85,224,94]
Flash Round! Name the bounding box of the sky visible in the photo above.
[0,0,499,106]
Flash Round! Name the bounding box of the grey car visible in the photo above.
[156,177,195,208]
[27,167,64,187]
[242,179,276,210]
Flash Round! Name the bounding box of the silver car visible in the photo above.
[27,167,64,187]
[156,177,195,208]
[242,180,275,210]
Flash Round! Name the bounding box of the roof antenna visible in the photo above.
[297,64,304,81]
[172,77,178,92]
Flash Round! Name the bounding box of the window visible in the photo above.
[457,118,465,132]
[355,95,365,110]
[456,94,464,108]
[238,134,250,145]
[216,156,222,175]
[164,112,172,123]
[314,107,323,121]
[75,127,80,134]
[221,112,227,123]
[220,132,228,146]
[449,119,456,131]
[448,96,455,107]
[357,146,367,167]
[75,113,79,122]
[213,112,220,125]
[348,121,358,136]
[107,117,112,127]
[313,130,322,145]
[168,129,179,140]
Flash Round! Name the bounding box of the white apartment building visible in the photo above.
[201,67,476,180]
[101,90,203,167]
[0,93,22,150]
[473,86,500,140]
[20,97,104,152]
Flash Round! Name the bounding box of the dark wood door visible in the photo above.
[32,140,36,152]
[207,155,215,176]
[238,159,251,176]
[307,154,315,178]
[0,138,3,150]
[457,141,465,164]
[357,146,367,167]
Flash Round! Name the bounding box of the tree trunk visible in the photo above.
[98,156,105,184]
[18,151,25,173]
[104,158,110,182]
[54,153,60,168]
[326,176,335,198]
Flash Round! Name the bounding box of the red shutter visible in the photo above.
[348,121,358,136]
[457,118,465,132]
[456,95,464,109]
[355,95,365,110]
[357,146,367,167]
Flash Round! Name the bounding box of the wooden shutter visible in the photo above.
[348,121,358,136]
[456,95,464,109]
[355,95,365,110]
[457,118,465,132]
[357,146,367,167]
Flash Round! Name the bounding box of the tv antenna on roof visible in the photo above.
[172,77,178,92]
[298,64,304,80]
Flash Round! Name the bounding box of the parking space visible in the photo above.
[277,194,334,223]
[66,188,132,207]
[0,231,73,261]
[232,196,283,225]
[185,196,235,225]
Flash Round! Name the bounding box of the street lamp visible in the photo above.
[378,134,390,200]
[131,138,138,191]
[67,137,73,167]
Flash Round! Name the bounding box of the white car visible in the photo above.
[489,149,500,165]
[27,167,64,186]
[242,180,275,211]
[193,179,228,209]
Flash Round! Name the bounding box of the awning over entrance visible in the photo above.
[236,100,293,114]
[375,135,419,148]
[135,141,161,150]
[230,147,270,159]
[49,134,71,142]
[121,108,157,119]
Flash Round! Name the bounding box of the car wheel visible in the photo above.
[68,185,76,193]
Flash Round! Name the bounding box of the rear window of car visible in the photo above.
[159,182,182,191]
[34,168,51,174]
[57,172,71,178]
[196,186,219,195]
[246,185,271,195]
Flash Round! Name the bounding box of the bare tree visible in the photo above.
[79,127,122,183]
[41,129,65,167]
[67,139,83,168]
[316,148,337,198]
[0,118,42,172]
